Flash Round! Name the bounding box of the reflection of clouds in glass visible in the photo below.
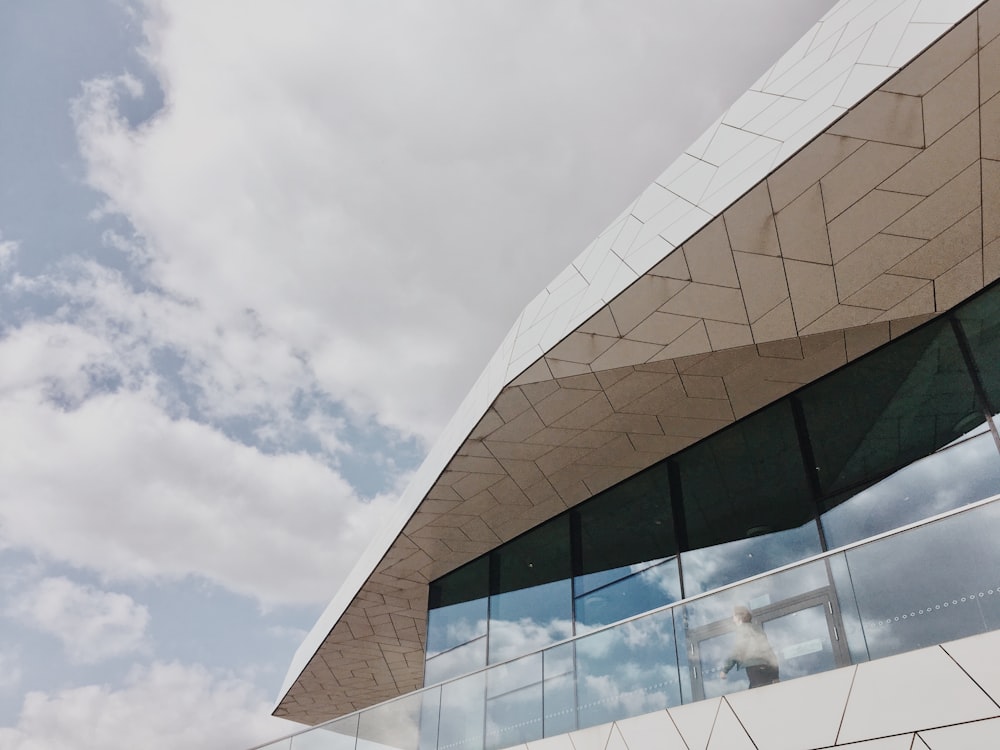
[488,617,573,664]
[636,559,682,599]
[425,638,487,684]
[823,432,1000,548]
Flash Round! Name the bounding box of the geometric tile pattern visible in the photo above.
[512,630,1000,750]
[275,0,1000,724]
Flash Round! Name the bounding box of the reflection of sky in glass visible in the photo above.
[292,715,359,750]
[489,580,573,663]
[846,500,1000,660]
[426,598,488,657]
[357,690,430,750]
[681,523,822,597]
[823,431,1000,548]
[575,558,680,632]
[438,672,486,750]
[425,637,487,685]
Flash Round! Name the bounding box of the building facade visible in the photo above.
[263,0,1000,747]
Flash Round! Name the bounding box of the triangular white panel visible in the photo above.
[568,722,613,750]
[613,710,687,750]
[838,645,1000,744]
[603,724,628,750]
[706,700,755,750]
[727,664,857,750]
[941,629,1000,706]
[920,717,1000,748]
[668,697,721,750]
[526,736,572,750]
[841,735,918,749]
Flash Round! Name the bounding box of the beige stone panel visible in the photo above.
[985,0,1000,46]
[452,472,507,501]
[469,409,505,441]
[551,393,616,430]
[983,36,1000,104]
[828,190,924,262]
[547,358,596,379]
[726,375,800,419]
[576,434,653,469]
[483,439,550,460]
[751,298,798,343]
[982,93,1000,160]
[509,358,553,387]
[785,259,839,330]
[581,465,638,497]
[651,321,713,360]
[593,413,663,435]
[576,306,621,337]
[680,374,728,400]
[446,455,505,475]
[844,323,889,362]
[459,440,493,459]
[936,250,984,310]
[986,237,1000,282]
[460,516,501,544]
[924,57,980,145]
[682,216,739,288]
[659,414,733,440]
[494,387,532,421]
[659,283,748,324]
[609,275,690,336]
[723,181,780,256]
[497,457,546,490]
[821,141,921,219]
[591,338,663,372]
[828,91,924,147]
[564,430,618,450]
[835,233,927,299]
[891,208,982,279]
[648,247,691,279]
[604,370,678,410]
[775,183,832,264]
[627,311,701,346]
[554,372,602,391]
[843,274,931,310]
[676,343,756,377]
[614,378,689,418]
[880,112,979,196]
[756,336,803,359]
[519,379,561,405]
[733,251,790,322]
[487,408,545,443]
[888,163,981,240]
[874,280,935,323]
[657,393,734,422]
[706,320,753,350]
[547,332,618,365]
[628,432,698,454]
[768,134,866,211]
[985,159,1000,243]
[533,387,603,425]
[534,444,594,476]
[883,14,977,96]
[593,366,633,389]
[524,426,579,446]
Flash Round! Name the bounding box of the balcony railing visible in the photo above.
[255,492,1000,750]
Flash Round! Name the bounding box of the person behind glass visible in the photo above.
[720,605,779,688]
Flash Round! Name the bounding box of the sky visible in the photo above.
[0,1,832,748]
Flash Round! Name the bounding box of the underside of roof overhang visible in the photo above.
[275,1,1000,724]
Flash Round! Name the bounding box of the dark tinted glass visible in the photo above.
[677,399,813,550]
[495,516,571,594]
[954,283,1000,412]
[800,318,980,497]
[428,557,489,658]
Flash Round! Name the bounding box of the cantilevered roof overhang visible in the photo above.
[276,0,1000,724]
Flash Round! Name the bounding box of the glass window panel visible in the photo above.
[485,683,543,750]
[357,691,429,750]
[800,318,981,496]
[821,431,1000,548]
[575,558,681,632]
[438,671,486,750]
[575,463,675,583]
[489,580,573,663]
[428,557,489,658]
[486,653,541,699]
[424,636,487,685]
[826,553,870,666]
[844,499,1000,660]
[291,715,359,750]
[680,522,822,597]
[489,517,573,664]
[574,608,680,730]
[954,282,1000,411]
[543,642,576,737]
[676,399,814,552]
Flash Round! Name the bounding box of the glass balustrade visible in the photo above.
[252,492,1000,750]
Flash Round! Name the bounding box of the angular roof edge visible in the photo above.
[276,0,987,716]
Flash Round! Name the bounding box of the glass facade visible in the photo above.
[425,281,1000,684]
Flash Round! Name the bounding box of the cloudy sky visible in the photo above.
[0,1,832,747]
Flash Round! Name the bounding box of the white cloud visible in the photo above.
[0,237,16,273]
[0,661,295,750]
[0,652,22,693]
[7,578,149,665]
[69,0,832,442]
[0,383,394,606]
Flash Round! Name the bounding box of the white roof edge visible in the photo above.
[276,0,983,711]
